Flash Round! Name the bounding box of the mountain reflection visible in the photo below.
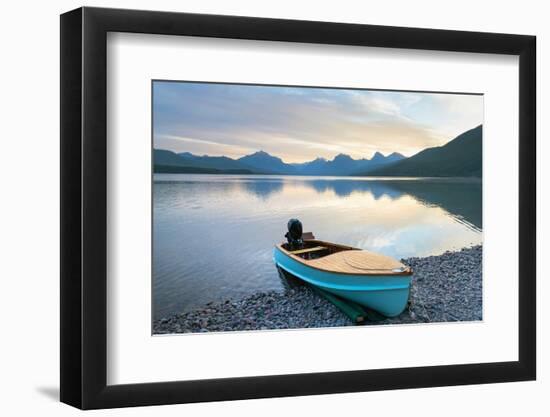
[304,179,404,200]
[238,178,285,200]
[379,180,482,230]
[236,177,482,231]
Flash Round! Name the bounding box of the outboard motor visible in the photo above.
[285,218,303,251]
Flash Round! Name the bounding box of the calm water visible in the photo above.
[153,174,482,319]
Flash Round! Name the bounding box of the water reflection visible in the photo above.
[239,178,285,200]
[304,178,404,200]
[153,174,482,318]
[225,176,482,231]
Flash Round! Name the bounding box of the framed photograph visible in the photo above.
[60,7,536,409]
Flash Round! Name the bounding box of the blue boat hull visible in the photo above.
[273,247,412,317]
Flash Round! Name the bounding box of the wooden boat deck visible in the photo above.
[307,250,408,275]
[277,239,412,276]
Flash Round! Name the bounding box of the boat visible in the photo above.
[273,220,413,317]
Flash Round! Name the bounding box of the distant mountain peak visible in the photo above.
[250,150,273,157]
[237,150,292,174]
[333,153,353,161]
[388,152,405,158]
[243,150,283,162]
[178,151,197,159]
[371,151,385,162]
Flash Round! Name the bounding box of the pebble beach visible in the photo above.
[153,245,482,334]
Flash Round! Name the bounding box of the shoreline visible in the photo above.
[153,245,482,334]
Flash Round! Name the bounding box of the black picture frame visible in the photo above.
[60,6,536,410]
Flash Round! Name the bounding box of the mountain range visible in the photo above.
[154,124,482,177]
[154,148,405,176]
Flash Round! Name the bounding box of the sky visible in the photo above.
[153,81,483,163]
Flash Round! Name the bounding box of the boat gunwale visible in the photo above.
[275,240,413,277]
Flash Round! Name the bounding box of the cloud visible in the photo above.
[153,82,483,162]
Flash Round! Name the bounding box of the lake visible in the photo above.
[153,174,482,319]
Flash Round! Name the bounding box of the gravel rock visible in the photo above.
[153,245,482,334]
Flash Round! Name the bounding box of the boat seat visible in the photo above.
[290,246,327,255]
